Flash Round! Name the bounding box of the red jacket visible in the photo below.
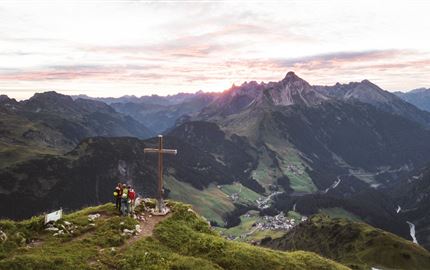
[128,189,136,200]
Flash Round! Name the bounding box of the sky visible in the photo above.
[1,0,430,100]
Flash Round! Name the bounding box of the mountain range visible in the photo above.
[0,92,152,167]
[1,71,430,266]
[395,88,430,112]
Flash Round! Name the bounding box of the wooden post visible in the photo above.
[144,135,177,214]
[158,135,163,210]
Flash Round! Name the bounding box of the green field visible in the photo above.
[250,229,287,242]
[165,177,235,225]
[216,212,260,239]
[219,183,261,206]
[0,142,60,169]
[319,207,363,222]
[276,151,317,193]
[216,211,288,242]
[263,142,317,193]
[251,148,279,191]
[0,112,67,168]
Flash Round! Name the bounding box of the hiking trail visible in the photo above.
[123,211,172,248]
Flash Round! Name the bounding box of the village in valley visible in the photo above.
[217,209,308,242]
[215,182,308,242]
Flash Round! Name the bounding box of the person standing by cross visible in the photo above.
[144,135,177,214]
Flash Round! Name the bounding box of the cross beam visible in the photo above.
[144,149,177,155]
[144,135,177,212]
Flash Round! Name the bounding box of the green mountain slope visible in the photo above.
[0,92,153,166]
[0,201,349,270]
[394,88,430,112]
[177,72,430,241]
[262,215,430,270]
[0,135,250,221]
[389,164,430,250]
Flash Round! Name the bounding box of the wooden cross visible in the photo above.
[144,135,177,213]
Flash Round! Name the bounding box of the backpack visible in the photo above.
[122,188,129,199]
[114,187,121,197]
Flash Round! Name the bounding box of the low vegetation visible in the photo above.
[0,201,349,269]
[319,207,363,222]
[262,215,430,270]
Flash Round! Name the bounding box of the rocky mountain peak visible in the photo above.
[0,94,18,108]
[356,79,383,91]
[280,71,312,88]
[343,79,394,103]
[27,91,78,110]
[282,71,301,81]
[316,79,395,104]
[23,91,78,114]
[266,72,327,106]
[219,81,265,102]
[74,98,115,113]
[30,91,74,103]
[0,94,10,101]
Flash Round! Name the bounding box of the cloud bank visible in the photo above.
[1,0,430,99]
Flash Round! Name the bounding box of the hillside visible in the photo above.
[0,201,349,270]
[0,135,262,223]
[389,164,430,250]
[395,88,430,112]
[195,73,430,191]
[0,137,157,219]
[314,81,430,127]
[170,73,430,241]
[171,101,430,237]
[0,92,153,166]
[262,215,430,270]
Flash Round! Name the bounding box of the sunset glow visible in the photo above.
[1,0,430,99]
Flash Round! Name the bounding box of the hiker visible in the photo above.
[128,185,136,214]
[114,183,122,211]
[120,185,129,216]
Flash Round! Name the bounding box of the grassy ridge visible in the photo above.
[0,202,349,270]
[123,203,349,270]
[263,215,430,270]
[0,112,64,168]
[319,207,363,223]
[0,204,138,269]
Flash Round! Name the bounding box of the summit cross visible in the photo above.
[144,135,177,213]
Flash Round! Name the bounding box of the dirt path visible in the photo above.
[89,211,172,267]
[123,212,171,248]
[140,213,171,237]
